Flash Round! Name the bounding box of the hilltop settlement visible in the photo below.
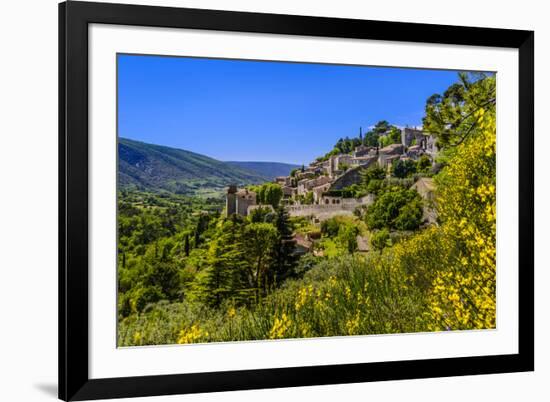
[226,126,438,222]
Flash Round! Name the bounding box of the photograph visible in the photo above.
[116,54,496,346]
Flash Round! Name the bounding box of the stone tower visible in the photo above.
[226,184,237,216]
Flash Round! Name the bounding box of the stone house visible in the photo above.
[401,127,438,157]
[378,143,404,169]
[275,176,289,186]
[327,154,353,177]
[312,182,332,204]
[401,127,425,147]
[297,175,332,195]
[350,155,377,167]
[282,185,296,198]
[226,185,256,216]
[295,171,315,181]
[353,145,375,157]
[406,144,424,159]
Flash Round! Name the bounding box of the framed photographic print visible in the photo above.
[59,1,534,400]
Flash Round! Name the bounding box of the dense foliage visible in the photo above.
[423,72,495,149]
[365,187,423,231]
[317,121,403,161]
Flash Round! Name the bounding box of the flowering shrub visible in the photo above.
[427,108,496,330]
[177,324,208,344]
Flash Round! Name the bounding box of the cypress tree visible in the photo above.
[184,233,190,257]
[269,207,298,287]
[194,228,200,247]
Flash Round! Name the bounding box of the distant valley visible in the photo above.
[118,137,298,196]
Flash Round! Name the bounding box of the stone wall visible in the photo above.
[287,195,373,221]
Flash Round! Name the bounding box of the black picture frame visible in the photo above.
[59,1,534,400]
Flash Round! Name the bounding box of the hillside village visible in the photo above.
[226,127,438,222]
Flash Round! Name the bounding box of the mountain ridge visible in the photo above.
[225,161,300,180]
[118,138,296,196]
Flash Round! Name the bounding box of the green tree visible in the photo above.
[363,130,380,147]
[392,159,417,178]
[370,228,390,250]
[361,164,386,184]
[394,198,423,230]
[243,222,278,297]
[366,187,422,231]
[183,233,190,257]
[416,155,432,173]
[197,217,247,307]
[249,205,274,223]
[193,214,209,247]
[372,120,390,134]
[257,183,283,208]
[423,72,495,148]
[269,207,298,286]
[337,224,359,253]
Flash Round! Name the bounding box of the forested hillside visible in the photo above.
[118,138,269,195]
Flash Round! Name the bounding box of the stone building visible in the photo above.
[327,154,353,177]
[401,127,438,157]
[377,143,405,169]
[401,127,425,147]
[226,185,238,216]
[312,182,332,204]
[406,144,424,159]
[275,176,290,186]
[350,155,377,167]
[226,185,256,216]
[282,185,296,198]
[353,145,375,157]
[297,175,332,195]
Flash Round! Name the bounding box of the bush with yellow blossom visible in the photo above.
[426,107,496,330]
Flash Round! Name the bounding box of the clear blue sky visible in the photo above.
[118,54,465,165]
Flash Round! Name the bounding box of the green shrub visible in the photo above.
[370,228,390,250]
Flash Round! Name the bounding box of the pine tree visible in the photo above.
[197,217,248,307]
[269,207,298,287]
